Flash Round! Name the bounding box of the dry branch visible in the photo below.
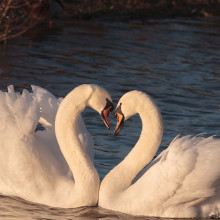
[0,0,51,43]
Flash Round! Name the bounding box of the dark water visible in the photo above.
[0,18,220,219]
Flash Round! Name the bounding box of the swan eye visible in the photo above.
[114,103,123,115]
[105,98,114,112]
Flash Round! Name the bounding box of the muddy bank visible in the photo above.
[1,0,220,43]
[63,0,220,20]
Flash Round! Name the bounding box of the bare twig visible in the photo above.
[0,0,51,43]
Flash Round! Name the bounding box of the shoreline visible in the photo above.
[1,0,220,43]
[63,0,220,20]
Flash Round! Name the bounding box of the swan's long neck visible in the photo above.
[55,88,99,204]
[100,94,163,197]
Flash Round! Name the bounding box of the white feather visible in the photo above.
[99,90,220,218]
[0,84,111,208]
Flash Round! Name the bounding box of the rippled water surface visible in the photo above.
[0,18,220,219]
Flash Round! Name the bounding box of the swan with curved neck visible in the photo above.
[99,90,220,218]
[55,84,113,207]
[0,84,113,208]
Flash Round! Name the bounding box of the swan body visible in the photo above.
[0,84,113,208]
[99,91,220,218]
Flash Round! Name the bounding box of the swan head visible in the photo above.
[114,90,154,135]
[87,85,114,129]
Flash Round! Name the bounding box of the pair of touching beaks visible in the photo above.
[101,98,125,136]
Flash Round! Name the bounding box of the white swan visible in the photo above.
[99,90,220,218]
[0,84,113,208]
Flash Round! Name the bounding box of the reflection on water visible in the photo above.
[0,18,220,219]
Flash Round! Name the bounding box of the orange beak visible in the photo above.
[114,112,125,136]
[101,106,112,129]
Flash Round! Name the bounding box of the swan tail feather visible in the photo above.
[159,135,220,208]
[31,85,62,128]
[0,86,40,136]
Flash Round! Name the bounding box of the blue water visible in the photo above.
[0,18,220,219]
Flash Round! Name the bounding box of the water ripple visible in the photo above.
[0,18,219,219]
